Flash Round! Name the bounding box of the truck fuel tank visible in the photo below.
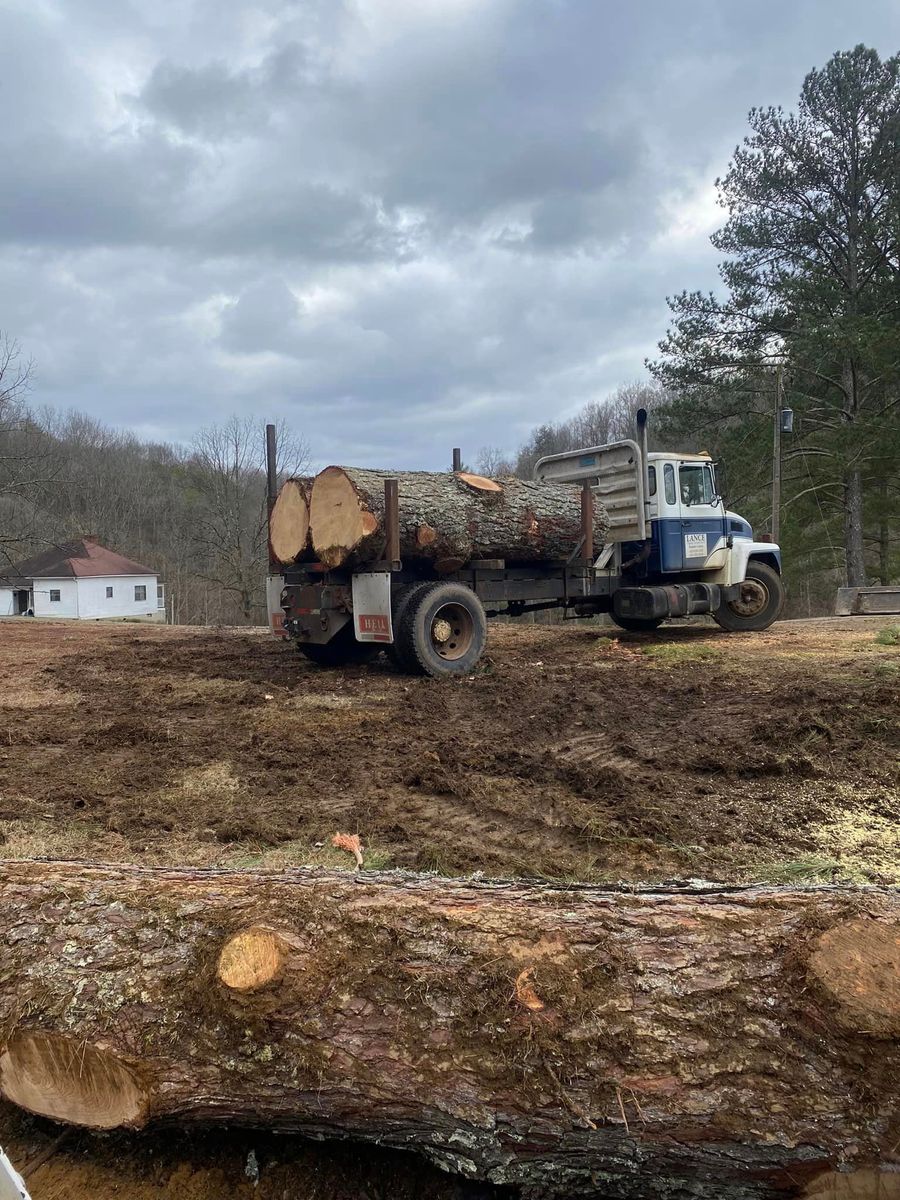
[614,582,722,621]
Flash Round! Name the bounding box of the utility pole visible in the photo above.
[772,366,783,542]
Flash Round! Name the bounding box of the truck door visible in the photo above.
[677,461,727,570]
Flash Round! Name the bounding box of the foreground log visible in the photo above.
[308,466,609,568]
[1,861,899,1199]
[268,478,310,564]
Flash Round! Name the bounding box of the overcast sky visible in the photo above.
[2,1,899,468]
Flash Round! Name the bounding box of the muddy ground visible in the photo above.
[2,616,898,884]
[0,614,898,1197]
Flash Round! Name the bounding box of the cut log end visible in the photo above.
[269,478,310,565]
[309,467,366,567]
[0,1031,147,1129]
[455,471,503,494]
[809,917,900,1036]
[217,927,288,992]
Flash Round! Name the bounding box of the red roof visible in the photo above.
[1,539,156,583]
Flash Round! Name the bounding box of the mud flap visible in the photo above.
[266,574,287,638]
[352,573,393,643]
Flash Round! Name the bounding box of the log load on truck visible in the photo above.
[265,411,785,677]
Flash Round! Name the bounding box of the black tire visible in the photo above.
[610,615,664,633]
[385,583,433,668]
[395,582,487,677]
[714,560,785,632]
[295,622,382,667]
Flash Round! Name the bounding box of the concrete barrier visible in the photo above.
[835,586,900,616]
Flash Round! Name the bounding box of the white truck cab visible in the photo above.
[608,448,784,631]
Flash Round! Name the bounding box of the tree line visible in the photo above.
[1,45,896,623]
[0,359,308,625]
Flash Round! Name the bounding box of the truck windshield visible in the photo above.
[679,463,715,506]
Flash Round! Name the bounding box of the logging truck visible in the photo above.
[265,412,784,677]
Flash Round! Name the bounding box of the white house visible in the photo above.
[0,537,164,621]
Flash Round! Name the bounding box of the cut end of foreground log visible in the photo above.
[269,478,310,565]
[808,917,900,1036]
[0,1031,147,1129]
[217,927,289,992]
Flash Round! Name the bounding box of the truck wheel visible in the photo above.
[385,583,431,668]
[395,582,487,677]
[296,622,382,667]
[714,560,785,632]
[610,616,664,633]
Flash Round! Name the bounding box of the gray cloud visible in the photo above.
[0,0,898,467]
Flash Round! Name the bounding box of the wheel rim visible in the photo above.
[429,602,474,661]
[728,578,769,618]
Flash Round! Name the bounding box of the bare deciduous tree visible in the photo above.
[512,381,667,478]
[189,416,310,623]
[0,334,51,565]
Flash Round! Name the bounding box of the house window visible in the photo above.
[134,585,147,602]
[106,586,114,599]
[49,589,61,602]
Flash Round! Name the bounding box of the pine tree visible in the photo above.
[651,46,900,586]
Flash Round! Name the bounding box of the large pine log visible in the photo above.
[308,466,609,568]
[1,861,898,1199]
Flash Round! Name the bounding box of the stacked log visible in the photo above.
[307,467,609,569]
[268,478,310,565]
[1,860,899,1199]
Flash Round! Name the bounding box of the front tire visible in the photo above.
[295,622,382,667]
[395,582,487,677]
[714,560,785,632]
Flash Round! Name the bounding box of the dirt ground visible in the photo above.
[1,615,898,885]
[0,613,898,1198]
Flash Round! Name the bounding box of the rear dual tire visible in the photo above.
[393,582,487,677]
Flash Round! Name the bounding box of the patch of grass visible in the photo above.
[869,659,900,678]
[641,642,725,664]
[752,855,847,884]
[874,625,900,646]
[0,818,132,861]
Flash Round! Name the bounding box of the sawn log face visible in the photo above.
[0,861,898,1199]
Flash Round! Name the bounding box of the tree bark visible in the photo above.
[268,478,310,565]
[878,477,891,586]
[844,468,867,586]
[308,467,609,569]
[1,861,899,1199]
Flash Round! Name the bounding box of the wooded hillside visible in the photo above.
[0,368,308,625]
